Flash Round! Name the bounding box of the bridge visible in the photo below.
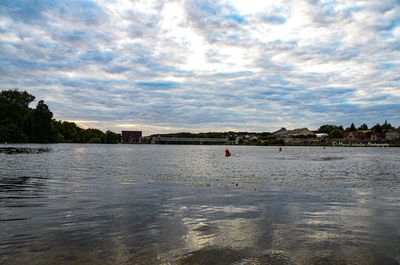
[152,136,229,145]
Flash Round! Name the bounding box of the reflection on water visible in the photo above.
[1,144,400,264]
[0,147,52,154]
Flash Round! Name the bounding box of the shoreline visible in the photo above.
[1,142,400,147]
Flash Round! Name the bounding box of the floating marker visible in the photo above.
[225,148,231,157]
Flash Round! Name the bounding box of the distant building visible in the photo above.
[287,128,314,137]
[386,129,399,141]
[152,136,228,145]
[273,129,288,138]
[357,130,371,134]
[274,128,314,138]
[315,133,329,138]
[121,131,142,143]
[343,131,367,141]
[370,132,383,141]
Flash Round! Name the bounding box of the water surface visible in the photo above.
[1,144,400,264]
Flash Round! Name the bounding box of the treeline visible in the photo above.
[317,121,398,137]
[0,89,119,143]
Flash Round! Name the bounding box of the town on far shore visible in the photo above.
[121,121,400,147]
[1,89,400,146]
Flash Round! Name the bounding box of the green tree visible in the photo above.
[329,128,343,139]
[0,89,35,142]
[57,121,82,142]
[51,120,65,143]
[0,122,26,143]
[318,125,335,134]
[382,120,393,131]
[318,125,344,136]
[358,123,368,130]
[82,128,104,143]
[103,130,120,143]
[32,100,53,143]
[0,89,120,144]
[371,123,382,133]
[349,123,357,131]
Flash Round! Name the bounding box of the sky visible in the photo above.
[0,0,399,135]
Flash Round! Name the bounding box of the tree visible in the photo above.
[330,128,343,139]
[382,120,393,131]
[51,120,65,143]
[349,123,357,131]
[82,128,104,143]
[60,121,81,142]
[318,125,335,134]
[358,123,368,130]
[318,125,344,135]
[103,130,119,143]
[0,89,35,142]
[371,123,382,133]
[32,100,53,143]
[0,89,35,122]
[0,90,121,143]
[0,122,26,143]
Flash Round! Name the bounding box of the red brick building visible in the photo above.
[121,131,142,143]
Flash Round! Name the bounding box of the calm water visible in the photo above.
[1,144,400,265]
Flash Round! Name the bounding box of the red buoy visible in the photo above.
[225,149,231,157]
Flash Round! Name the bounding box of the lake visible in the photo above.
[1,144,400,265]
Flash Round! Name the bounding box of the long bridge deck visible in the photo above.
[152,136,229,144]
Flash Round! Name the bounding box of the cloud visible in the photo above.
[0,0,399,135]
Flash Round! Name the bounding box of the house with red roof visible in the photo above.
[343,131,368,141]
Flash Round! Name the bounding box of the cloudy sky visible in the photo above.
[1,0,399,135]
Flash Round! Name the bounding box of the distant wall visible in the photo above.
[121,131,142,143]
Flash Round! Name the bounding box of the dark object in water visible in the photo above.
[177,248,246,265]
[279,147,282,152]
[0,147,52,155]
[315,156,345,161]
[225,149,231,157]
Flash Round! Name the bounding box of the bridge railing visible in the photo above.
[153,137,229,143]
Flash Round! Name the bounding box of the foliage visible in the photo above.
[349,123,357,131]
[382,120,393,131]
[258,132,275,141]
[0,122,26,143]
[329,128,343,139]
[318,125,344,135]
[32,100,53,143]
[0,89,119,143]
[103,130,120,143]
[0,89,35,142]
[371,123,382,133]
[358,123,368,130]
